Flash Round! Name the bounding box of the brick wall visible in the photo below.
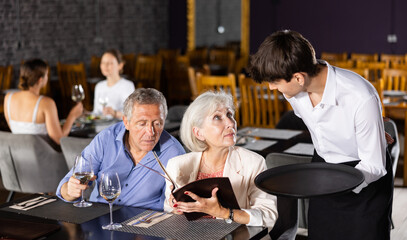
[195,0,240,48]
[0,0,169,87]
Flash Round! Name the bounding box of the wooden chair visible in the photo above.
[134,54,162,90]
[381,68,407,91]
[320,52,348,62]
[187,47,208,68]
[208,48,236,74]
[238,75,281,128]
[196,72,240,125]
[57,62,92,113]
[345,68,370,80]
[89,55,103,79]
[371,78,385,116]
[158,49,181,96]
[350,53,379,62]
[0,65,13,91]
[166,55,191,104]
[0,132,68,202]
[355,61,386,82]
[122,53,136,81]
[380,54,406,68]
[330,60,355,69]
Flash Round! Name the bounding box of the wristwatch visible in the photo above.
[225,208,234,224]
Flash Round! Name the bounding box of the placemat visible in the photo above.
[117,210,241,240]
[2,196,121,224]
[238,127,302,140]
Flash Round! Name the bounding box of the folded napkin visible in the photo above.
[9,196,57,211]
[128,211,172,228]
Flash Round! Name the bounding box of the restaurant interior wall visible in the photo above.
[0,0,170,88]
[250,0,407,56]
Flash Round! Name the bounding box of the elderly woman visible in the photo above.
[164,91,277,227]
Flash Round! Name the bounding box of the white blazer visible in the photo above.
[164,146,278,227]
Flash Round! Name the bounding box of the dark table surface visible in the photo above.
[0,195,267,240]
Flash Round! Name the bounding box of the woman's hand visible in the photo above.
[173,187,228,219]
[103,106,116,118]
[70,102,83,119]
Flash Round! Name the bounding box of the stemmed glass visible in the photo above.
[72,155,94,208]
[98,96,109,108]
[71,84,85,103]
[100,172,122,230]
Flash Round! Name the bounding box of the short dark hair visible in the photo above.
[19,59,48,90]
[248,30,320,83]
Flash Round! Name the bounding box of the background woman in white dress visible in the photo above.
[93,49,135,119]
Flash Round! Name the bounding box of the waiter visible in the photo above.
[248,30,393,240]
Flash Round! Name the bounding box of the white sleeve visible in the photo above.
[354,96,387,187]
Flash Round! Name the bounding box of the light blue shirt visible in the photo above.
[56,122,185,210]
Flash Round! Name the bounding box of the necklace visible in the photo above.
[201,152,225,173]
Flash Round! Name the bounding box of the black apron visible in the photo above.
[308,150,393,240]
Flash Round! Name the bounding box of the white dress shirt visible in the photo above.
[286,62,387,189]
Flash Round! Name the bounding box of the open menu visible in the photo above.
[152,152,240,221]
[171,177,240,221]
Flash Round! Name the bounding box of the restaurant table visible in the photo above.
[69,118,120,138]
[0,194,267,240]
[236,127,313,158]
[384,100,407,186]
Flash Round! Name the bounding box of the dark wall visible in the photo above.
[168,0,186,52]
[251,0,407,57]
[0,0,169,86]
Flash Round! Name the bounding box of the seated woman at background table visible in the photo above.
[164,91,278,227]
[92,49,135,119]
[3,59,83,145]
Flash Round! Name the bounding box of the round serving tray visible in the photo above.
[255,162,364,198]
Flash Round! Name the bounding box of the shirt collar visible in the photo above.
[319,60,337,106]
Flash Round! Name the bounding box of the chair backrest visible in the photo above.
[238,75,280,128]
[208,48,236,74]
[356,61,386,82]
[345,67,370,80]
[320,52,348,62]
[122,53,136,81]
[382,68,407,91]
[380,54,406,68]
[371,78,385,116]
[383,119,400,177]
[0,65,13,91]
[330,60,355,69]
[60,136,93,169]
[187,47,208,68]
[196,72,240,124]
[90,55,103,79]
[166,56,191,103]
[350,53,379,62]
[0,131,68,194]
[57,62,92,112]
[134,54,162,90]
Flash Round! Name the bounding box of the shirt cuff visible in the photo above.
[242,208,263,226]
[352,181,368,194]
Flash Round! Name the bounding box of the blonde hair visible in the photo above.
[180,91,235,152]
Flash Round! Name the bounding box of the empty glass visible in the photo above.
[100,172,122,230]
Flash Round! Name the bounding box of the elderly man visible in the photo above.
[57,88,185,210]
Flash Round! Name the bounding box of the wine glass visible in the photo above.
[72,155,94,207]
[71,84,85,103]
[98,96,109,108]
[100,172,122,230]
